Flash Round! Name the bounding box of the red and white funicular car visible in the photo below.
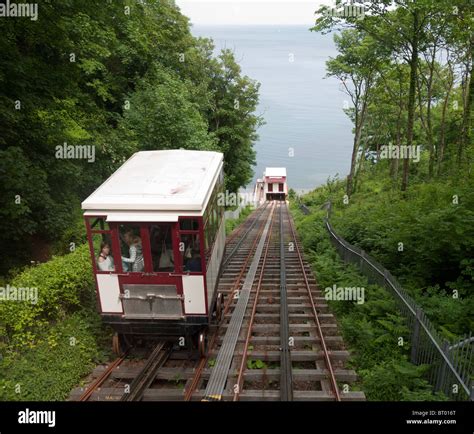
[82,150,226,353]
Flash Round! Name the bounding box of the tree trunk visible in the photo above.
[346,101,359,197]
[458,57,473,167]
[402,10,419,192]
[347,92,369,196]
[346,125,360,197]
[426,47,436,178]
[437,66,453,176]
[390,109,402,180]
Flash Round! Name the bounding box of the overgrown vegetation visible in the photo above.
[290,201,448,401]
[0,312,109,401]
[0,1,263,399]
[0,0,262,274]
[225,205,254,235]
[0,245,111,400]
[304,2,473,397]
[300,170,473,341]
[313,0,473,195]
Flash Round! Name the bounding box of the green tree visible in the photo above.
[121,68,218,152]
[326,29,384,195]
[207,49,263,193]
[0,0,261,273]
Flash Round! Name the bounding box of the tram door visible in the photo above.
[118,222,185,319]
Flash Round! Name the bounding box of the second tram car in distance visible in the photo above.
[81,150,226,355]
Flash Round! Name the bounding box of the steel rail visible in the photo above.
[203,203,276,401]
[79,351,129,401]
[184,204,273,401]
[224,202,268,248]
[279,202,293,400]
[286,203,341,401]
[222,204,272,316]
[233,202,277,400]
[120,342,171,401]
[222,202,269,270]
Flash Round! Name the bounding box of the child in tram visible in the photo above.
[97,242,115,271]
[121,231,145,272]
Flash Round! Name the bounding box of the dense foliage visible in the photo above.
[0,0,262,274]
[0,312,107,401]
[0,245,109,400]
[308,0,473,344]
[300,168,473,340]
[312,0,473,194]
[290,202,448,400]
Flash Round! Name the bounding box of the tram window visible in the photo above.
[204,214,211,250]
[205,223,211,250]
[207,215,214,247]
[205,211,216,250]
[209,207,214,238]
[149,224,175,272]
[89,217,110,231]
[180,234,202,273]
[119,225,144,273]
[179,219,199,231]
[213,193,219,230]
[92,233,115,272]
[204,185,221,252]
[212,208,218,232]
[203,208,209,231]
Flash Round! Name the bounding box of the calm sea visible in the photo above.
[191,25,353,190]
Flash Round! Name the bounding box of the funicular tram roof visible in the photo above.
[82,150,224,217]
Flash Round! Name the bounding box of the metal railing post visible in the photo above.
[410,307,421,364]
[435,341,449,393]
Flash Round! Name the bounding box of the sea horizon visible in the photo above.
[191,24,353,190]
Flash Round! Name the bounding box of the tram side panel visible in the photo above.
[206,218,226,312]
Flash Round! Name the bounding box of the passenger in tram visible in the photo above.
[121,230,145,272]
[158,242,174,270]
[97,242,115,271]
[185,250,202,272]
[149,224,175,271]
[149,225,161,270]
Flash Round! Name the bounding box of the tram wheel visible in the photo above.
[112,333,130,356]
[215,292,224,323]
[112,333,122,356]
[198,331,208,358]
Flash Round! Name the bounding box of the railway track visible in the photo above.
[189,201,364,401]
[70,201,364,401]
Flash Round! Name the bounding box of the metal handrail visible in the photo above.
[296,199,473,401]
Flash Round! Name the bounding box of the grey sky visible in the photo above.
[175,1,333,25]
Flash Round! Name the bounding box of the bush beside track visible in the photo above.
[0,244,111,400]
